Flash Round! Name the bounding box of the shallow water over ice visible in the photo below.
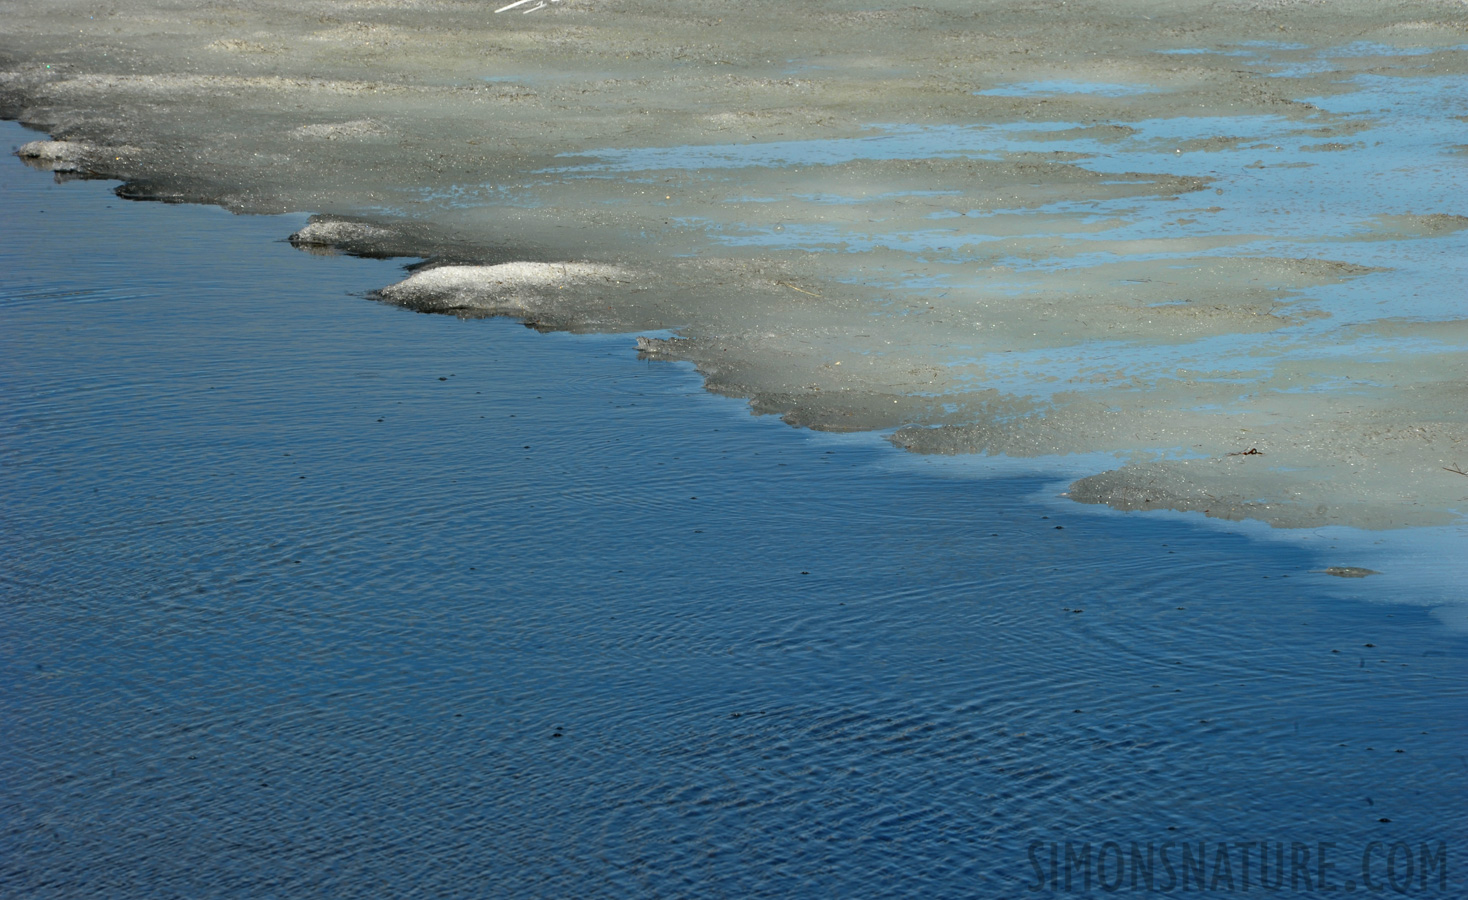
[3,121,1467,898]
[519,65,1468,528]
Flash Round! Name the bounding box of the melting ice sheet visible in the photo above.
[2,0,1466,530]
[430,71,1468,531]
[4,124,1467,898]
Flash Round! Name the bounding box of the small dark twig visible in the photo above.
[1445,464,1468,477]
[1227,448,1264,457]
[775,281,822,298]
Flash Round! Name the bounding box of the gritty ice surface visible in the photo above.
[377,261,632,317]
[16,139,86,163]
[3,0,1466,528]
[288,218,397,249]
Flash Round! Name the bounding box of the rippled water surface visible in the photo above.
[2,120,1466,897]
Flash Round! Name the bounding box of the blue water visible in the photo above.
[2,120,1465,897]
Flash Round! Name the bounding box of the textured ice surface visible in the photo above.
[377,260,633,318]
[3,0,1466,527]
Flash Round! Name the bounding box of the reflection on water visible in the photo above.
[2,122,1465,897]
